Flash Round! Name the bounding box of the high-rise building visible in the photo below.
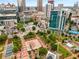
[46,3,54,18]
[48,0,54,4]
[0,4,17,26]
[49,10,67,31]
[37,0,43,11]
[46,0,54,18]
[17,0,26,12]
[74,2,78,9]
[48,0,54,9]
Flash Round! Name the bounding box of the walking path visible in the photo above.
[57,40,79,59]
[2,40,8,59]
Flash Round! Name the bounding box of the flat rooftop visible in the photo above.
[0,14,16,17]
[25,39,42,51]
[16,39,44,59]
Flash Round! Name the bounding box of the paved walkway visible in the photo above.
[20,33,29,59]
[36,36,46,48]
[2,40,8,59]
[64,41,79,59]
[57,40,79,59]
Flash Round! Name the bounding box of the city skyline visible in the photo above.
[0,0,79,6]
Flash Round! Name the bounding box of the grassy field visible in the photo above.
[0,53,2,59]
[0,43,4,52]
[0,43,5,59]
[58,45,71,58]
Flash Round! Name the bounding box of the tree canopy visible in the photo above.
[0,34,7,42]
[39,47,48,56]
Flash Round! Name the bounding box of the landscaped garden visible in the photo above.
[0,43,4,52]
[0,34,7,59]
[38,47,48,59]
[24,32,36,40]
[12,36,22,53]
[37,30,72,58]
[58,45,71,58]
[0,34,7,51]
[16,21,25,32]
[0,43,4,59]
[0,53,2,59]
[0,34,7,43]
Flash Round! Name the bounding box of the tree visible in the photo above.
[12,35,22,53]
[43,34,51,44]
[70,21,74,25]
[29,18,34,22]
[73,57,77,59]
[13,35,20,40]
[50,42,57,51]
[39,47,48,56]
[61,33,64,36]
[32,26,36,31]
[21,28,25,32]
[16,22,24,30]
[12,45,19,53]
[34,21,38,25]
[37,31,46,36]
[48,33,56,43]
[47,30,51,34]
[35,57,42,59]
[0,34,7,42]
[68,13,72,22]
[24,32,36,39]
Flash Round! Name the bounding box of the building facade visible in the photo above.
[0,3,17,26]
[46,3,54,18]
[17,0,26,12]
[49,10,67,31]
[46,0,54,18]
[48,0,54,4]
[37,0,43,11]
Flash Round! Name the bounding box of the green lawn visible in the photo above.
[0,53,2,59]
[58,45,71,58]
[0,43,4,52]
[0,43,4,59]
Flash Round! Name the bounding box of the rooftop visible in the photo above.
[25,39,42,51]
[0,14,16,17]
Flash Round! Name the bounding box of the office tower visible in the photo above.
[46,3,53,18]
[37,0,43,11]
[48,0,54,4]
[46,0,54,18]
[49,10,67,31]
[74,2,78,9]
[48,0,54,10]
[17,0,26,12]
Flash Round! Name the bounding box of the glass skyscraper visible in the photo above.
[49,10,66,31]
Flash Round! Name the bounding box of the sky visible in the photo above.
[0,0,79,6]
